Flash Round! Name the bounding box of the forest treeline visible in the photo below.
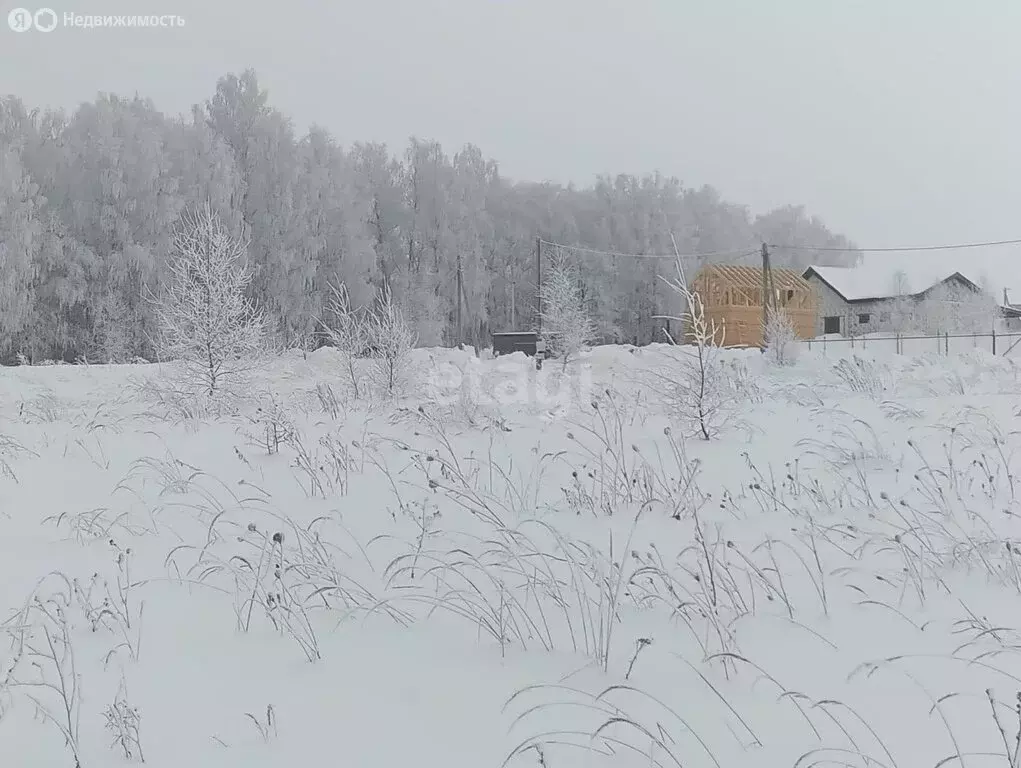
[0,69,860,362]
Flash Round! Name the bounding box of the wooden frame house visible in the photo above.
[687,264,817,348]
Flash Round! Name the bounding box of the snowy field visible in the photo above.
[1,342,1021,767]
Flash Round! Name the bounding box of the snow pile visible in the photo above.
[0,344,1020,767]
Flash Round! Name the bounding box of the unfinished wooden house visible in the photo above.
[686,264,817,348]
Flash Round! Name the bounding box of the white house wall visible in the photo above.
[804,273,901,336]
[804,274,845,335]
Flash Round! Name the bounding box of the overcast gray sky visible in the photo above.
[2,0,1019,255]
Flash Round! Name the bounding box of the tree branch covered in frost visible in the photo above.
[539,248,597,368]
[149,203,266,396]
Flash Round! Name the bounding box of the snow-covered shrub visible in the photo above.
[321,281,368,398]
[763,306,800,367]
[832,354,890,397]
[366,282,416,396]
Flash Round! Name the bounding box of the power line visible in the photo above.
[732,249,761,266]
[543,235,1021,259]
[538,237,758,261]
[769,237,1021,254]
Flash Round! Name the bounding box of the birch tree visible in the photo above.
[151,204,266,396]
[166,107,244,237]
[60,94,181,360]
[366,283,416,396]
[656,257,735,440]
[321,282,368,398]
[450,144,495,347]
[401,138,453,345]
[539,248,597,368]
[350,141,407,290]
[295,128,375,329]
[0,148,40,357]
[1,70,867,359]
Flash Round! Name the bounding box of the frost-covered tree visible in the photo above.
[401,138,453,346]
[237,109,304,343]
[0,148,41,357]
[910,280,999,334]
[366,283,416,396]
[656,258,735,440]
[886,270,915,333]
[449,144,496,348]
[321,282,368,398]
[60,94,182,360]
[484,185,534,334]
[151,204,265,395]
[294,129,375,331]
[763,306,799,367]
[890,269,911,296]
[0,69,865,359]
[166,106,244,236]
[539,249,597,368]
[204,70,313,347]
[754,205,862,270]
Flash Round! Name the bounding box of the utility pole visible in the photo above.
[536,236,542,333]
[456,249,463,345]
[761,242,772,350]
[510,280,516,329]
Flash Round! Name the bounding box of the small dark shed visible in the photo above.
[492,332,542,357]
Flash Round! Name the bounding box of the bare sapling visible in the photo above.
[366,282,417,396]
[149,202,267,398]
[655,256,732,440]
[763,305,799,366]
[539,248,598,369]
[321,281,368,398]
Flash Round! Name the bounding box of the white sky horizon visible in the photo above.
[2,0,1019,278]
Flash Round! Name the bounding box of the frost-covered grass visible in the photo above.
[1,343,1020,767]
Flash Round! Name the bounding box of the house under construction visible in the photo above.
[687,264,817,348]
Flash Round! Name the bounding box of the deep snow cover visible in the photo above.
[1,342,1020,767]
